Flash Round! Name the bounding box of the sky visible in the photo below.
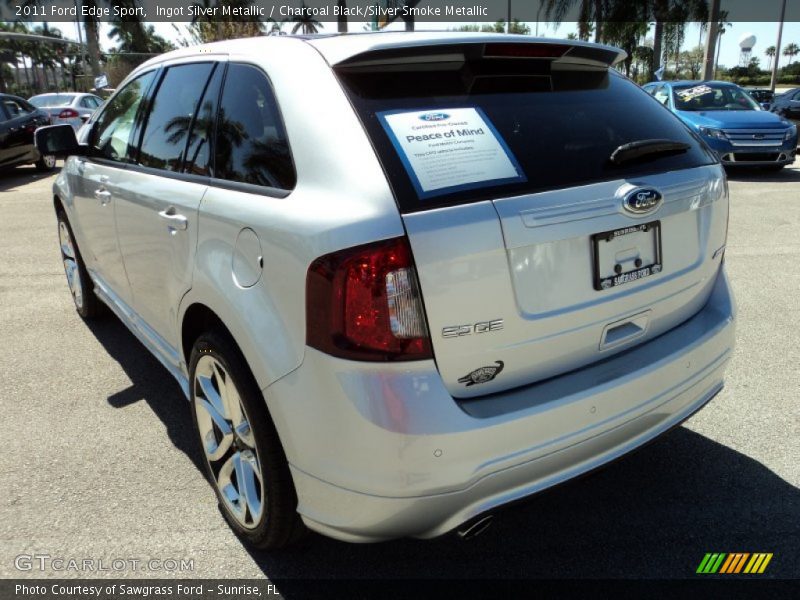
[52,19,800,72]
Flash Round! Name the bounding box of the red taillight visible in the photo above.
[306,237,432,361]
[58,108,79,119]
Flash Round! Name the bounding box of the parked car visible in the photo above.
[37,34,735,549]
[744,88,775,110]
[29,93,103,130]
[0,93,55,171]
[770,86,800,120]
[643,80,797,169]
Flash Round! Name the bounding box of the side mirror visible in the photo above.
[35,124,87,157]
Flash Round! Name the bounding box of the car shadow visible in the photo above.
[85,314,799,587]
[84,313,204,473]
[254,430,800,589]
[725,165,800,183]
[0,164,58,192]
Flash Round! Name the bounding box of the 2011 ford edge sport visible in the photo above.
[38,33,735,549]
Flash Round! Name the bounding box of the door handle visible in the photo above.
[94,188,112,205]
[158,209,188,231]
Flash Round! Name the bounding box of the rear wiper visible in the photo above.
[609,139,691,166]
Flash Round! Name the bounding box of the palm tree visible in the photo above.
[543,0,601,43]
[337,0,347,33]
[290,3,323,34]
[650,0,708,82]
[765,45,776,69]
[186,0,264,42]
[81,0,103,79]
[109,9,173,56]
[603,17,650,77]
[782,43,800,63]
[715,15,732,79]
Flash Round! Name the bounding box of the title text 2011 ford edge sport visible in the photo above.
[37,33,735,549]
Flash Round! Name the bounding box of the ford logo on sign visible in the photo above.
[419,112,449,122]
[623,188,663,214]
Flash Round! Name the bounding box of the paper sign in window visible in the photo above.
[378,107,526,199]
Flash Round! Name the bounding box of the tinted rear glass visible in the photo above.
[214,63,296,190]
[30,94,75,107]
[337,55,715,212]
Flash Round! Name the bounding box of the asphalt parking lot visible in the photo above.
[0,163,798,586]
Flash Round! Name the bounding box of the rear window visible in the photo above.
[337,53,715,212]
[30,94,75,107]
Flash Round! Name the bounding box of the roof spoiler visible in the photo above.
[326,37,626,71]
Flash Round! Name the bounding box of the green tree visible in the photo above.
[765,45,776,69]
[185,0,265,43]
[679,45,705,79]
[602,7,649,77]
[290,3,324,34]
[108,14,174,56]
[543,0,600,42]
[783,43,799,63]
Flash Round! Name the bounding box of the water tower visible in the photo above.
[739,33,757,66]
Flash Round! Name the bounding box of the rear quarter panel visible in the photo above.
[179,40,405,391]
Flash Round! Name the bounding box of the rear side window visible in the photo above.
[183,64,223,177]
[3,98,32,117]
[137,62,215,171]
[215,63,296,190]
[337,51,714,212]
[91,71,156,163]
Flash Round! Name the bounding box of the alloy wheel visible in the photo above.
[193,354,265,529]
[58,221,83,310]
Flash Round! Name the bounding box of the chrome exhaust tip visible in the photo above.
[456,515,494,540]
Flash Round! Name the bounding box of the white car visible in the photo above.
[29,92,103,130]
[37,33,735,549]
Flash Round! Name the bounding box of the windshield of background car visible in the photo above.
[337,54,715,212]
[673,84,761,112]
[30,94,75,107]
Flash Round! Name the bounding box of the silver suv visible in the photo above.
[37,33,735,549]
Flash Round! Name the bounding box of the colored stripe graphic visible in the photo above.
[696,553,713,573]
[697,553,727,573]
[698,552,773,574]
[733,553,750,573]
[719,554,735,573]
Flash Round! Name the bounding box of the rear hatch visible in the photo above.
[334,38,729,398]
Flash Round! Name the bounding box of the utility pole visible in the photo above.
[507,0,511,34]
[702,0,720,80]
[770,0,787,93]
[535,1,544,37]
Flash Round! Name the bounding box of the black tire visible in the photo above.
[35,153,57,172]
[189,330,307,550]
[56,210,101,319]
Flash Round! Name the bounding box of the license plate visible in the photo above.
[592,221,662,291]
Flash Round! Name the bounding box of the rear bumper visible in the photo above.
[266,268,735,543]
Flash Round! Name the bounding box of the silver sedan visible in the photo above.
[29,92,103,130]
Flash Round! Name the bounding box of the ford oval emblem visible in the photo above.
[419,112,449,122]
[623,188,663,214]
